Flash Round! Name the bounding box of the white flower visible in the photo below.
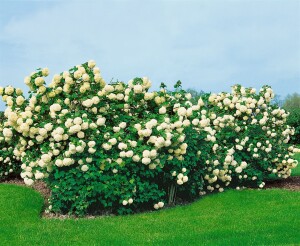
[97,117,106,126]
[223,98,231,106]
[192,119,199,126]
[104,85,114,93]
[44,123,53,131]
[142,157,151,165]
[3,128,13,138]
[55,159,63,167]
[50,103,61,112]
[81,165,89,172]
[150,149,157,158]
[126,150,134,158]
[132,155,140,162]
[225,155,232,163]
[24,178,34,186]
[82,99,93,107]
[88,141,96,148]
[154,204,159,210]
[159,107,166,114]
[133,84,143,93]
[158,202,164,208]
[130,141,137,147]
[122,200,128,206]
[177,173,184,180]
[34,172,44,179]
[119,122,127,129]
[88,148,96,154]
[177,107,187,116]
[240,161,247,168]
[108,138,117,145]
[34,77,44,87]
[144,92,154,100]
[102,143,112,151]
[143,150,150,158]
[88,60,96,68]
[182,176,189,183]
[113,126,120,133]
[16,96,25,106]
[235,166,243,173]
[128,198,133,204]
[77,131,85,139]
[39,128,47,136]
[118,143,127,150]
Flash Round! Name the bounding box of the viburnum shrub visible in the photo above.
[0,60,299,216]
[0,87,23,180]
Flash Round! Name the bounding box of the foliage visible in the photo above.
[292,152,300,176]
[0,111,4,122]
[0,60,299,215]
[185,88,206,104]
[283,93,300,144]
[283,93,300,111]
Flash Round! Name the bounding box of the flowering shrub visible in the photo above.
[0,60,299,215]
[0,87,23,180]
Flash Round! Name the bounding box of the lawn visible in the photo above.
[0,184,299,245]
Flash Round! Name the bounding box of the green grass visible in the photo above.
[0,185,299,245]
[292,152,300,176]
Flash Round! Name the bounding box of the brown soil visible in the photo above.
[265,176,300,191]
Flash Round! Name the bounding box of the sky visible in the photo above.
[0,0,299,110]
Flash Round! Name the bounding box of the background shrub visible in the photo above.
[283,93,300,145]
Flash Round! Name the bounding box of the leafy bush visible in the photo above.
[283,93,300,144]
[0,61,299,216]
[285,109,300,144]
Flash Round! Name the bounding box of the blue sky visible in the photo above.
[0,0,299,110]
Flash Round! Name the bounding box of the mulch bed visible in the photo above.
[264,176,300,191]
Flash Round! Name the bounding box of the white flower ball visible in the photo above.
[132,155,140,162]
[88,60,96,68]
[183,176,189,183]
[97,117,106,126]
[159,107,167,114]
[235,166,243,173]
[24,178,34,186]
[119,122,127,129]
[158,202,164,208]
[77,131,85,139]
[142,157,151,165]
[88,141,96,148]
[126,150,134,158]
[177,107,187,116]
[81,165,89,172]
[133,84,143,93]
[128,198,133,204]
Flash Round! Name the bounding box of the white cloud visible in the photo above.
[0,0,299,111]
